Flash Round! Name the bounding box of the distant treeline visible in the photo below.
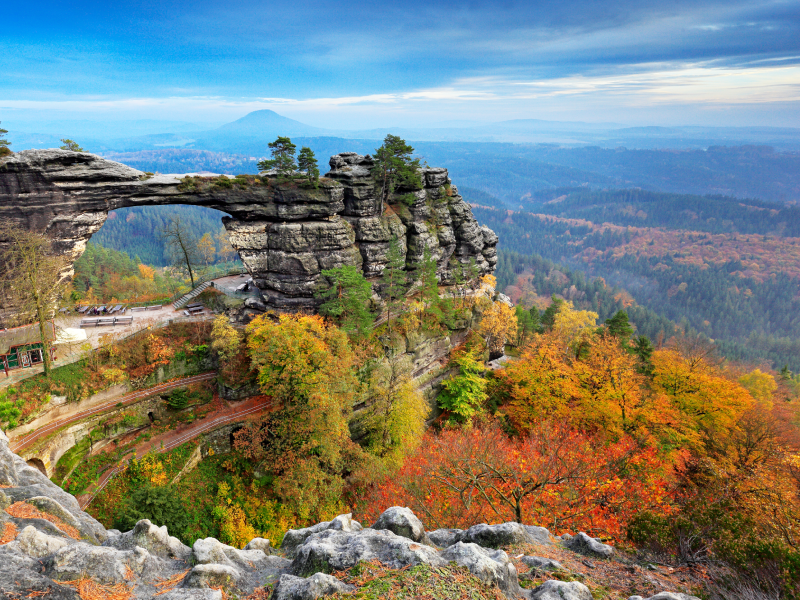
[481,208,800,371]
[101,149,259,176]
[520,187,800,237]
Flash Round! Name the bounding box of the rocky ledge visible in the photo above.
[0,150,497,319]
[0,429,699,600]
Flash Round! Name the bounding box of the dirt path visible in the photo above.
[78,394,271,508]
[9,372,218,453]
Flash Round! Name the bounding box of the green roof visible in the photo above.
[0,323,55,355]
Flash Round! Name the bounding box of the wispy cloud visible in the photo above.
[4,61,799,127]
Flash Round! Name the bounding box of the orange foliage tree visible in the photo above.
[359,421,672,541]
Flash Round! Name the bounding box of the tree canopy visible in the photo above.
[317,265,375,336]
[0,221,71,375]
[297,146,319,183]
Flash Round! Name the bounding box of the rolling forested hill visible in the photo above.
[477,204,800,370]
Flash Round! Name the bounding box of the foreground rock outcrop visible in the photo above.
[0,425,701,600]
[0,149,497,321]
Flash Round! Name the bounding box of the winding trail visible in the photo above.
[10,372,218,454]
[78,394,271,509]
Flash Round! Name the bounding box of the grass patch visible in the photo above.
[327,562,506,600]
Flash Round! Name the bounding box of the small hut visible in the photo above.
[0,323,56,375]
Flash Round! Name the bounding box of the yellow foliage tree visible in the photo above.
[575,333,652,434]
[362,353,428,466]
[198,233,216,268]
[739,368,777,404]
[479,301,518,355]
[137,264,155,281]
[552,301,598,358]
[238,314,362,523]
[216,231,237,262]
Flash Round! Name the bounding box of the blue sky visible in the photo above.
[2,0,800,127]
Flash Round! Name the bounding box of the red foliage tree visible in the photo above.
[358,421,672,542]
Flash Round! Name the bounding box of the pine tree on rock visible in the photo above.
[371,134,423,213]
[59,139,84,152]
[0,123,10,156]
[318,265,375,336]
[297,146,320,184]
[258,136,297,176]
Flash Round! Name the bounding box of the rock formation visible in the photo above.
[0,149,497,319]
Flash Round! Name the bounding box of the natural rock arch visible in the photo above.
[0,150,497,322]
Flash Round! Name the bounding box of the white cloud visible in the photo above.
[3,62,799,127]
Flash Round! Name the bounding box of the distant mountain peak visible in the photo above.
[217,110,323,136]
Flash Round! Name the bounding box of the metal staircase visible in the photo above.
[172,281,213,308]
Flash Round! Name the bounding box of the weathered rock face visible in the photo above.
[0,149,497,319]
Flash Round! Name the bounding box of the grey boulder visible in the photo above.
[628,594,701,600]
[520,556,565,572]
[523,525,554,546]
[14,525,71,558]
[563,532,614,558]
[530,580,594,600]
[440,541,522,598]
[183,564,240,589]
[428,528,463,548]
[281,513,362,557]
[461,522,537,548]
[292,528,443,576]
[104,519,191,560]
[245,537,275,554]
[159,591,223,600]
[270,572,355,600]
[192,536,270,567]
[371,506,431,544]
[43,543,162,584]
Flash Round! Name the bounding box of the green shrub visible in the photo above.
[169,390,189,409]
[166,389,189,410]
[120,413,138,427]
[0,387,23,428]
[113,484,188,539]
[437,350,488,423]
[211,175,232,189]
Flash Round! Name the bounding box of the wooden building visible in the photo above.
[0,323,56,375]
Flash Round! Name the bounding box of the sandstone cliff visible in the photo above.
[0,150,497,317]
